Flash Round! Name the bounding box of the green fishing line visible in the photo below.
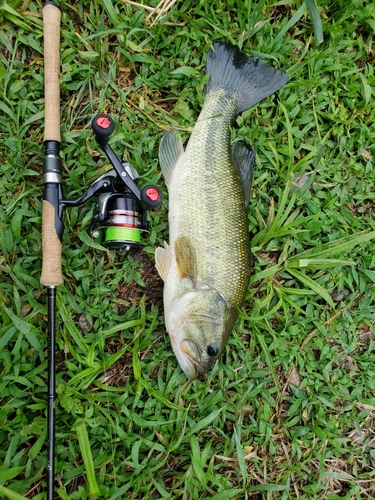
[105,227,141,244]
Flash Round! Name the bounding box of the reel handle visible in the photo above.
[92,114,115,145]
[91,114,163,209]
[140,185,163,209]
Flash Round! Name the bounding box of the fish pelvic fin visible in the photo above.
[155,241,171,282]
[159,132,184,188]
[205,41,288,113]
[231,141,256,208]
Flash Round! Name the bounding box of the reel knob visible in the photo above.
[140,185,163,209]
[92,114,115,145]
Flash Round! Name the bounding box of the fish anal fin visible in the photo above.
[175,236,197,284]
[159,132,184,187]
[231,141,255,207]
[155,242,171,282]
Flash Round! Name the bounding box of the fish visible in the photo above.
[155,41,288,379]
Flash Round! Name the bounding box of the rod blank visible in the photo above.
[47,286,56,499]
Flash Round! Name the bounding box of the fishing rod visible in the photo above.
[41,4,62,497]
[41,3,162,497]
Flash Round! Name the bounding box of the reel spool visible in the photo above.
[100,189,142,251]
[104,195,141,250]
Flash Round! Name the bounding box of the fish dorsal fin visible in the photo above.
[159,132,184,188]
[175,236,197,284]
[155,241,171,282]
[231,141,255,207]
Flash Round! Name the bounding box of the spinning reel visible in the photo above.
[61,114,163,251]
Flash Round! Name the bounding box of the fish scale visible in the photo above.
[156,41,288,379]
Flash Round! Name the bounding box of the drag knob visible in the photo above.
[92,114,115,145]
[140,185,163,208]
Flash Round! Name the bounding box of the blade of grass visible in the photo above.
[289,258,356,270]
[57,294,89,356]
[248,483,288,492]
[253,326,280,395]
[140,379,187,411]
[287,268,334,307]
[271,3,307,49]
[101,318,144,337]
[190,435,207,488]
[279,102,294,172]
[68,365,101,390]
[300,294,362,349]
[233,427,247,487]
[291,230,375,261]
[210,490,243,500]
[359,73,372,105]
[56,489,72,500]
[187,407,225,437]
[102,0,121,26]
[250,263,282,285]
[1,303,41,351]
[305,0,324,44]
[75,419,100,499]
[0,485,28,500]
[0,467,24,482]
[0,2,31,31]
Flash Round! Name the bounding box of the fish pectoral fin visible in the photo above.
[231,141,255,207]
[175,236,197,284]
[155,241,172,282]
[159,132,184,187]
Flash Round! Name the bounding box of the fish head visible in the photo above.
[166,289,234,379]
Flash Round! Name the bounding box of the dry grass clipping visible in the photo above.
[121,0,180,25]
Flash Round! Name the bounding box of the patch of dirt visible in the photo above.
[116,250,164,311]
[101,351,133,387]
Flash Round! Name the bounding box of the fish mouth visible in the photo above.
[179,339,203,379]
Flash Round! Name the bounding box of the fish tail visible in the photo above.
[205,41,288,113]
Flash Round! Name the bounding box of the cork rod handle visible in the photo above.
[43,2,61,143]
[40,2,63,287]
[40,197,63,287]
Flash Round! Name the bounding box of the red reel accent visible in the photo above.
[96,116,111,129]
[145,187,160,202]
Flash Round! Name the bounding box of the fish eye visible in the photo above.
[207,344,220,357]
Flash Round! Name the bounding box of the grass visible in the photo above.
[1,0,375,498]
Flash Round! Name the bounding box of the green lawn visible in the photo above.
[1,0,375,498]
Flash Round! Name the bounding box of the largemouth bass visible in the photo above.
[155,41,288,379]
